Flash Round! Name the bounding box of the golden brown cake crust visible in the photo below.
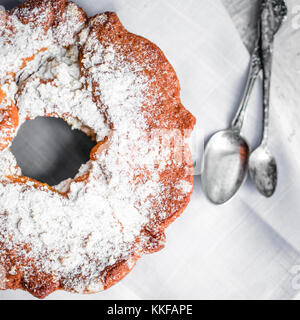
[0,0,195,298]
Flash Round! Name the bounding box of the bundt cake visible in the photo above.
[0,0,195,298]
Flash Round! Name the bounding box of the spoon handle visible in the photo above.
[260,0,276,146]
[231,31,262,133]
[231,0,287,135]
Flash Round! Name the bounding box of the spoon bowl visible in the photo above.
[202,130,250,204]
[249,146,277,197]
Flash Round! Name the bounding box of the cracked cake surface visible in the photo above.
[0,0,195,298]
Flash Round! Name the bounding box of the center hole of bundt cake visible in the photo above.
[11,117,97,186]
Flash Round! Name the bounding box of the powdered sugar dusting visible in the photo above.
[16,45,109,140]
[53,2,86,47]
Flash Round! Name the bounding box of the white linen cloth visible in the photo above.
[0,0,300,300]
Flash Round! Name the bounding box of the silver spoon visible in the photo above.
[201,0,285,205]
[201,37,261,204]
[249,0,287,197]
